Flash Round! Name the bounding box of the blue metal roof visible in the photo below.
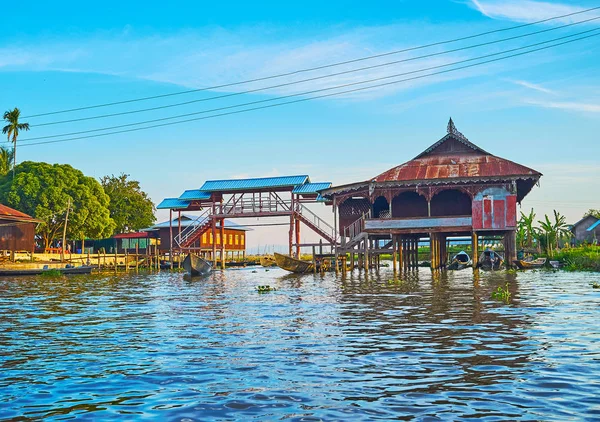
[587,220,600,231]
[199,175,309,192]
[292,182,332,194]
[156,198,191,210]
[179,189,211,200]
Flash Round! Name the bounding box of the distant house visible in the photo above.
[0,204,39,255]
[571,215,600,244]
[148,214,250,254]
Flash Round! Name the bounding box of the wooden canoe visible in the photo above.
[183,253,212,277]
[447,251,471,270]
[260,256,277,267]
[274,253,313,273]
[514,257,547,269]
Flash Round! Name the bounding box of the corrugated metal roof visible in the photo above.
[587,220,600,232]
[292,182,332,194]
[156,198,191,210]
[374,154,541,183]
[149,214,251,231]
[0,203,40,222]
[200,175,309,192]
[179,189,211,200]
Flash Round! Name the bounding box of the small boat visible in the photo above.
[274,253,313,273]
[514,257,547,269]
[478,249,504,271]
[260,255,277,267]
[0,266,94,276]
[447,251,471,270]
[183,253,212,277]
[549,260,562,269]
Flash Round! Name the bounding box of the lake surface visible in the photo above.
[1,267,600,421]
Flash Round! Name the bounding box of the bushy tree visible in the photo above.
[584,209,600,219]
[100,173,155,234]
[0,161,115,248]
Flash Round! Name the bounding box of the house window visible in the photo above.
[202,233,207,244]
[229,234,233,245]
[241,235,245,246]
[209,233,213,244]
[217,233,221,245]
[235,235,239,245]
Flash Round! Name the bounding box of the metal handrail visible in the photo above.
[295,203,336,240]
[174,209,211,247]
[344,210,371,241]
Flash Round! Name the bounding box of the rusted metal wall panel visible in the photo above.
[483,198,492,229]
[506,195,517,227]
[472,201,483,229]
[0,222,35,251]
[493,200,505,229]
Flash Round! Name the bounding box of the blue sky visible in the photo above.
[1,0,599,248]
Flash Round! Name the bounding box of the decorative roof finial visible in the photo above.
[446,117,469,142]
[447,117,456,134]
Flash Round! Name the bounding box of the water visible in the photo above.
[1,268,600,421]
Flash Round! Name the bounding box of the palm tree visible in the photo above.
[0,146,14,176]
[552,210,571,250]
[2,108,30,177]
[518,208,537,249]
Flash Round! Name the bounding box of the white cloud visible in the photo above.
[510,79,556,94]
[469,0,596,23]
[524,99,600,112]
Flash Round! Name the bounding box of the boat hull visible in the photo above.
[260,256,277,267]
[447,252,471,270]
[478,250,504,271]
[0,266,94,276]
[183,253,212,277]
[274,253,313,273]
[514,258,547,269]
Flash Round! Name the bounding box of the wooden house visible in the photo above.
[571,215,600,244]
[0,204,39,256]
[320,119,542,269]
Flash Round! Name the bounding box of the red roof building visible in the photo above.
[0,204,40,253]
[320,119,542,269]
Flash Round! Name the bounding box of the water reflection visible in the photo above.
[1,268,599,420]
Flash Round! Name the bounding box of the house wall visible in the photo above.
[158,227,246,252]
[472,187,517,231]
[572,216,599,243]
[0,220,36,252]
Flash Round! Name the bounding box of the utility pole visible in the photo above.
[61,198,71,263]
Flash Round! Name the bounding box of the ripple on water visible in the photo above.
[1,268,600,420]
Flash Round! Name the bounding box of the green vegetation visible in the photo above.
[0,161,115,249]
[257,285,277,293]
[516,209,571,257]
[0,146,14,177]
[584,209,600,219]
[101,173,156,235]
[491,283,511,303]
[554,246,600,272]
[2,108,29,178]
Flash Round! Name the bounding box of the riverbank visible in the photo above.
[553,246,600,272]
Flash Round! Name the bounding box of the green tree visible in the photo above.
[100,173,156,234]
[2,108,29,177]
[0,146,14,176]
[538,210,571,257]
[584,209,600,219]
[0,161,115,248]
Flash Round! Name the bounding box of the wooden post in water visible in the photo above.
[114,250,118,274]
[97,251,101,270]
[312,246,316,274]
[220,218,225,270]
[364,236,369,271]
[472,232,479,272]
[295,218,300,259]
[169,209,174,268]
[135,243,139,273]
[124,249,128,273]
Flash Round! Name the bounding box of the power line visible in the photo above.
[19,28,600,143]
[18,32,600,147]
[29,15,600,128]
[22,6,600,119]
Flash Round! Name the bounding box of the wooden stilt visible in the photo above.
[364,236,369,271]
[472,232,479,271]
[220,218,225,270]
[135,243,139,273]
[295,218,301,259]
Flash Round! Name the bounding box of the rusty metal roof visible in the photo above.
[0,204,39,222]
[374,153,541,183]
